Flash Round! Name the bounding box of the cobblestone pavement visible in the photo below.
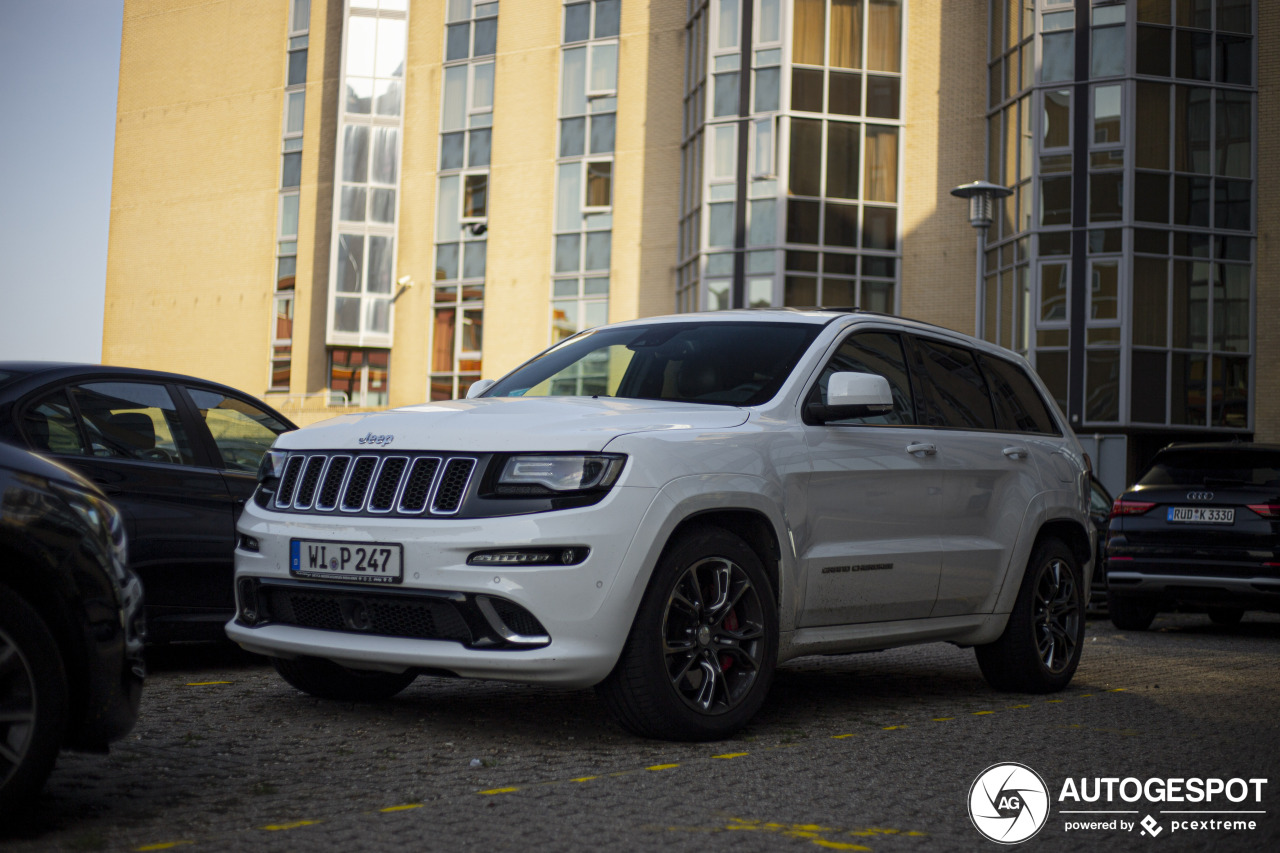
[4,613,1278,852]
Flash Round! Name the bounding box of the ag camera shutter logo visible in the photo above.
[969,763,1051,844]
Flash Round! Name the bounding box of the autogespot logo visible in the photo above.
[969,763,1051,844]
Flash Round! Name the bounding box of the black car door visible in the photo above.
[177,384,293,526]
[54,380,236,620]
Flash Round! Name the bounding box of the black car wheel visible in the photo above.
[0,587,69,812]
[1109,594,1158,631]
[597,525,777,741]
[976,537,1084,693]
[272,656,417,701]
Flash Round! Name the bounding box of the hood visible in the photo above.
[277,397,750,453]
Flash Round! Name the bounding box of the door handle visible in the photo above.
[906,443,937,457]
[1003,446,1029,460]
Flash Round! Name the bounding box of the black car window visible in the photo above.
[485,322,821,407]
[908,337,997,430]
[1137,450,1280,488]
[22,390,87,455]
[808,331,914,425]
[70,382,196,465]
[186,388,291,473]
[978,353,1061,435]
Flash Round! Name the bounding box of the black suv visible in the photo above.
[0,363,295,640]
[1105,443,1280,630]
[0,442,145,811]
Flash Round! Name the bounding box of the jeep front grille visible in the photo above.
[270,452,478,517]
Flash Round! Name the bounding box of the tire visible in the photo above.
[271,656,417,701]
[975,538,1084,693]
[1208,607,1244,626]
[596,524,778,741]
[1109,594,1158,631]
[0,587,70,813]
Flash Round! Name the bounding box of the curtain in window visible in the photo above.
[433,309,456,372]
[864,125,898,202]
[829,0,862,70]
[867,0,901,73]
[793,0,825,65]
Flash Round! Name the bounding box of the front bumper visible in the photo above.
[227,484,660,688]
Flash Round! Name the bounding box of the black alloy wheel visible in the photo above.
[598,524,778,741]
[662,555,768,715]
[976,537,1085,693]
[0,588,69,812]
[1033,555,1081,675]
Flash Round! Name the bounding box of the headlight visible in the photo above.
[257,449,289,484]
[496,454,625,494]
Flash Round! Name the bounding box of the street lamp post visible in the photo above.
[950,180,1013,339]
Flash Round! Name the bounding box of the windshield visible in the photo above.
[1138,449,1280,488]
[484,321,822,407]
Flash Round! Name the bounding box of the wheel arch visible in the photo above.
[665,508,782,605]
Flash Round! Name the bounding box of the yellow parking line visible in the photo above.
[932,717,954,722]
[881,725,907,730]
[259,820,319,831]
[135,843,194,851]
[714,752,750,759]
[830,733,858,739]
[972,711,995,716]
[571,776,598,782]
[185,681,232,686]
[647,763,680,771]
[478,787,520,795]
[380,803,423,812]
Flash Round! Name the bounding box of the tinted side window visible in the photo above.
[978,353,1061,435]
[22,390,87,455]
[809,331,914,425]
[909,337,997,430]
[187,388,291,472]
[70,382,196,465]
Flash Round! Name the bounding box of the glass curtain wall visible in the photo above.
[551,0,618,351]
[430,0,497,401]
[1003,0,1255,433]
[326,0,408,406]
[678,0,903,314]
[271,0,311,393]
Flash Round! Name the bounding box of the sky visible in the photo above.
[0,0,124,363]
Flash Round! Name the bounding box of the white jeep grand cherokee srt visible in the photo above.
[228,310,1093,740]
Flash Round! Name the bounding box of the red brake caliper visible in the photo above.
[720,609,739,670]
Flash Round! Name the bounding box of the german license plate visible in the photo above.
[1168,507,1235,525]
[290,539,403,584]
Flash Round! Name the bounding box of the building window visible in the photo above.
[328,348,389,407]
[326,0,408,351]
[268,0,311,392]
[431,1,497,399]
[552,0,615,342]
[1016,0,1256,431]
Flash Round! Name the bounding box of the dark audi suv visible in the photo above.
[0,364,295,640]
[0,443,145,811]
[1105,443,1280,630]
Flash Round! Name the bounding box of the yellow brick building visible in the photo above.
[104,0,1274,492]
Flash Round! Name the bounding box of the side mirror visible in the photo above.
[465,379,496,399]
[806,372,894,424]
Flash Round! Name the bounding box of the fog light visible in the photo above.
[239,534,260,553]
[237,578,260,625]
